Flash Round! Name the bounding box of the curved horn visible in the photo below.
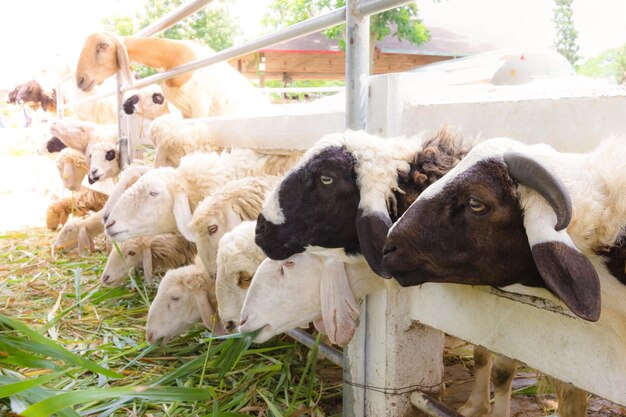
[503,151,572,231]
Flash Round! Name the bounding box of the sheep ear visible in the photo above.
[62,162,75,189]
[320,257,360,347]
[141,247,154,286]
[522,203,601,321]
[77,227,91,254]
[195,293,225,335]
[154,148,168,167]
[173,192,196,242]
[355,207,393,278]
[109,33,133,86]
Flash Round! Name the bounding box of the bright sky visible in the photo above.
[1,0,625,89]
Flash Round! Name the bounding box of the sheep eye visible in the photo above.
[105,150,116,161]
[468,198,486,212]
[283,261,295,269]
[149,191,159,197]
[171,296,180,302]
[320,175,333,185]
[238,272,252,282]
[207,224,218,235]
[127,250,136,256]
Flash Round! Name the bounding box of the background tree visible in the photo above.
[553,0,580,67]
[103,0,240,78]
[262,0,430,74]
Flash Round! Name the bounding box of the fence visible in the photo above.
[55,0,626,416]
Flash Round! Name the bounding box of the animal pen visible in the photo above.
[51,0,626,416]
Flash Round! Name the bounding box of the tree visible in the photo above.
[553,0,580,67]
[262,0,430,73]
[103,0,241,77]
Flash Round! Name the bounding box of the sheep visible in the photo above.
[145,256,224,344]
[15,80,58,114]
[50,119,117,154]
[255,128,467,278]
[383,137,626,417]
[105,150,300,242]
[85,140,121,184]
[44,137,67,154]
[102,165,152,224]
[214,221,266,332]
[101,233,197,287]
[122,84,173,120]
[46,199,88,231]
[7,84,22,104]
[53,210,105,253]
[55,148,89,191]
[75,32,269,118]
[46,188,108,230]
[191,175,282,278]
[150,113,222,168]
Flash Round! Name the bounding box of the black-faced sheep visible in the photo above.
[255,128,467,277]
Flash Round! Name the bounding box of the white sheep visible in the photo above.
[239,254,382,346]
[191,175,282,277]
[102,165,152,224]
[50,119,117,154]
[55,148,89,191]
[214,221,266,332]
[122,84,174,121]
[53,209,105,253]
[150,113,222,168]
[101,233,197,287]
[145,256,224,344]
[105,150,300,242]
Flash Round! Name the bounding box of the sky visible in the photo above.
[1,0,626,88]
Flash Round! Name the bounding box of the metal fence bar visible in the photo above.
[136,0,215,37]
[285,329,343,366]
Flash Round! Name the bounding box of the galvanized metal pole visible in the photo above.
[344,4,369,417]
[345,0,370,131]
[117,73,130,170]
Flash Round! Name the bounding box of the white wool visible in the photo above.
[145,256,220,343]
[191,175,281,276]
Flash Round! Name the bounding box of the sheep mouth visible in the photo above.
[80,79,96,92]
[239,323,272,343]
[106,229,130,241]
[88,174,100,184]
[258,241,305,261]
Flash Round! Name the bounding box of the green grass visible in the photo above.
[0,227,343,416]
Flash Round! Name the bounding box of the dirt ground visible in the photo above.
[1,126,626,416]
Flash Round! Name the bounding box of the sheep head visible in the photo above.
[146,262,223,344]
[383,138,601,322]
[76,32,131,92]
[56,148,88,191]
[214,221,263,332]
[101,238,146,287]
[105,168,191,242]
[102,165,151,224]
[86,141,120,184]
[50,119,99,153]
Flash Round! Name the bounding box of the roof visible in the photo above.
[259,24,502,57]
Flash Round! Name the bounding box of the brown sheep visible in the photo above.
[16,80,57,114]
[46,188,108,230]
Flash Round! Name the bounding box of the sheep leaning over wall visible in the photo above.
[190,175,282,278]
[214,221,266,332]
[105,149,300,242]
[145,256,224,344]
[101,233,197,287]
[383,137,626,417]
[75,32,270,118]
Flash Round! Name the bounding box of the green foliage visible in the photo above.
[577,44,626,84]
[262,0,429,55]
[553,0,580,67]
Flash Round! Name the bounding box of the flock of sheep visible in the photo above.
[6,30,626,417]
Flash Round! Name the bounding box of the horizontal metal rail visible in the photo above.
[262,86,344,94]
[285,329,343,366]
[136,0,214,37]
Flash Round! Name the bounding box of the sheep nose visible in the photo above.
[103,213,109,223]
[78,76,85,89]
[382,240,398,256]
[106,220,116,229]
[147,330,155,344]
[102,274,110,283]
[225,321,236,332]
[255,214,272,238]
[239,316,248,327]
